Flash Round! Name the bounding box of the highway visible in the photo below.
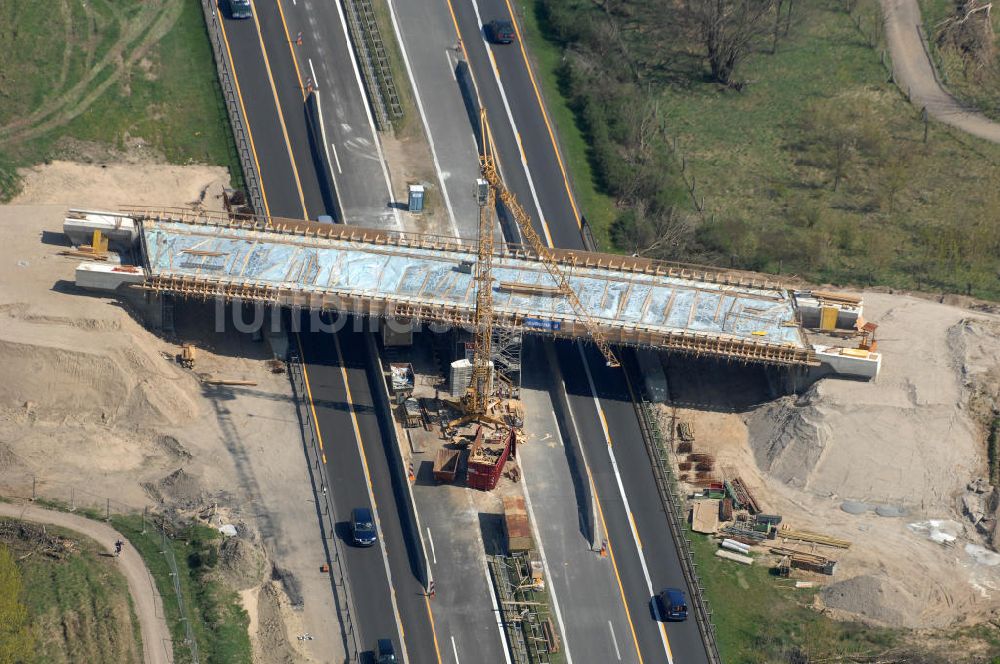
[389,1,716,662]
[217,5,438,661]
[217,0,714,659]
[262,0,400,228]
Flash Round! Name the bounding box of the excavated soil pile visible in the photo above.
[745,293,998,510]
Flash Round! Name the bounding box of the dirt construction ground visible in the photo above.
[0,162,342,663]
[664,291,1000,636]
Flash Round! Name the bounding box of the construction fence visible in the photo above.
[0,477,200,664]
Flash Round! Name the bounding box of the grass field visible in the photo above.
[687,532,902,663]
[113,515,251,664]
[522,0,1000,299]
[1,519,141,664]
[0,0,241,200]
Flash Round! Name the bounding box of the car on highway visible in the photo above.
[351,507,377,547]
[656,587,688,621]
[374,639,397,663]
[485,19,516,45]
[223,0,252,19]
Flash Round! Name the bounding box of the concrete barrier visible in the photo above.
[543,341,602,552]
[362,330,433,592]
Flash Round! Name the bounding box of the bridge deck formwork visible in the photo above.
[133,209,816,367]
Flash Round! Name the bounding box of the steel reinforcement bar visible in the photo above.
[198,1,266,216]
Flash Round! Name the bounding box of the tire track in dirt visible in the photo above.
[0,0,183,147]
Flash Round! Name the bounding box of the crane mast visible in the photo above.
[461,108,619,422]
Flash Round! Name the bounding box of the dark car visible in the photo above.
[375,639,397,664]
[656,587,688,621]
[351,507,377,547]
[224,0,252,19]
[486,19,516,44]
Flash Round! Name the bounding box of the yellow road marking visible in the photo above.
[275,0,306,98]
[424,595,444,663]
[503,0,582,228]
[591,475,644,664]
[629,512,642,549]
[217,14,272,218]
[247,0,309,219]
[294,334,326,452]
[332,332,374,499]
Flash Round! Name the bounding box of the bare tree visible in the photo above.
[686,0,778,85]
[611,203,693,259]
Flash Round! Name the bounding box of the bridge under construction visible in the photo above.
[71,208,824,367]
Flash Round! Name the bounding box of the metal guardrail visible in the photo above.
[341,0,401,130]
[198,0,267,216]
[287,350,363,662]
[622,354,724,664]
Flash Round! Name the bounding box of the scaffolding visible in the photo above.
[488,554,558,664]
[128,208,819,367]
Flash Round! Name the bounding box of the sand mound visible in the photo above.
[745,294,995,510]
[0,339,199,428]
[820,574,923,628]
[12,160,230,210]
[219,535,267,591]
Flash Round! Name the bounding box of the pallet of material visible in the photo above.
[690,499,720,534]
[729,476,761,514]
[715,549,753,565]
[770,546,837,575]
[778,526,851,549]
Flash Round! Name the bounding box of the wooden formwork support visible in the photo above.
[140,273,816,367]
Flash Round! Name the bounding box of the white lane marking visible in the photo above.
[550,410,563,446]
[329,141,343,174]
[426,527,437,564]
[329,0,401,229]
[308,57,318,90]
[482,558,514,664]
[384,0,461,239]
[331,333,409,663]
[446,50,457,81]
[310,91,345,214]
[577,343,674,664]
[608,621,622,661]
[519,464,574,663]
[469,0,555,247]
[450,635,460,663]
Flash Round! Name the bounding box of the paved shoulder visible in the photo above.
[882,0,1000,143]
[0,501,172,664]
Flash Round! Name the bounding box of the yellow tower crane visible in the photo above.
[460,108,619,422]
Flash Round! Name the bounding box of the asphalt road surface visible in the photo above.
[219,6,441,659]
[218,7,316,219]
[267,0,401,227]
[298,328,439,663]
[439,3,716,662]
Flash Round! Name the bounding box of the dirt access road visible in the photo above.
[882,0,1000,143]
[0,501,172,664]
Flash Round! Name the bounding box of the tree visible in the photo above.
[685,0,778,85]
[0,545,34,664]
[610,203,693,260]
